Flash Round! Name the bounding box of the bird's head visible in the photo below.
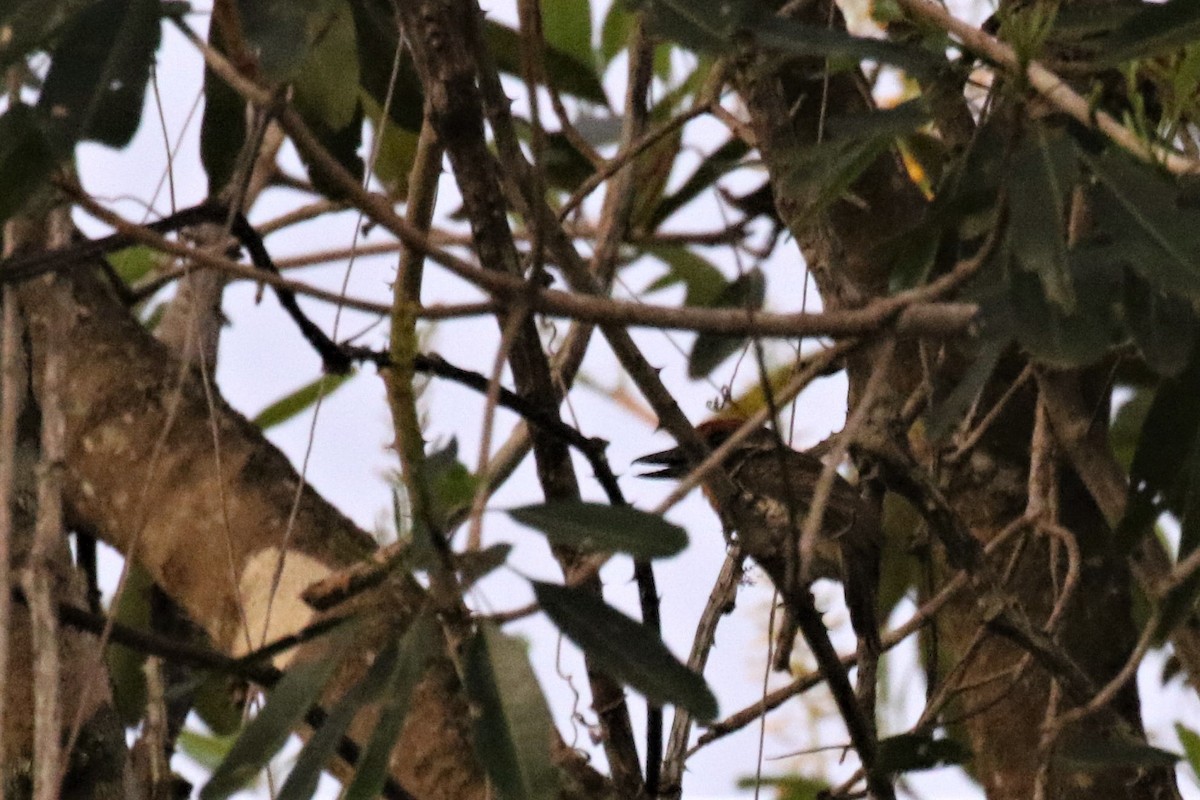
[633,417,748,479]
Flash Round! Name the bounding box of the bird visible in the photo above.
[635,417,883,654]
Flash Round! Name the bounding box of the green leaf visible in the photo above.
[1153,425,1200,644]
[237,0,337,83]
[1007,125,1078,312]
[105,564,155,725]
[297,101,365,200]
[688,267,765,379]
[425,438,479,529]
[348,0,425,133]
[532,581,718,721]
[292,0,361,132]
[252,372,354,430]
[1110,388,1154,472]
[362,93,420,199]
[200,628,355,799]
[736,774,829,800]
[343,614,437,800]
[464,623,561,800]
[1099,0,1200,65]
[873,733,970,775]
[485,20,607,105]
[1176,723,1200,777]
[744,13,939,78]
[1117,348,1200,553]
[1080,150,1200,304]
[193,671,246,737]
[1124,272,1197,377]
[1007,255,1123,368]
[509,502,688,559]
[777,102,928,224]
[178,729,241,774]
[600,1,634,66]
[1055,735,1179,771]
[277,637,403,800]
[106,245,160,285]
[924,336,1004,443]
[541,0,593,70]
[200,20,248,193]
[642,0,752,53]
[0,103,57,225]
[456,543,513,589]
[0,0,91,74]
[37,0,161,149]
[644,245,727,308]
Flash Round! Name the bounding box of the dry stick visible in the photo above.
[29,236,69,800]
[558,101,715,221]
[27,191,980,341]
[0,249,22,800]
[893,0,1200,175]
[661,547,744,793]
[694,513,1030,751]
[1035,369,1200,688]
[584,17,667,793]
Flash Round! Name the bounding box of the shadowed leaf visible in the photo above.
[464,623,561,800]
[510,502,687,559]
[533,581,717,721]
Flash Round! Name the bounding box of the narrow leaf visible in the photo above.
[509,502,688,559]
[252,372,354,430]
[1176,723,1200,777]
[533,581,718,721]
[1055,736,1179,771]
[1117,347,1200,553]
[873,733,970,776]
[688,267,766,378]
[343,614,437,800]
[200,628,355,799]
[37,0,161,148]
[1099,0,1200,65]
[277,638,403,800]
[464,623,561,800]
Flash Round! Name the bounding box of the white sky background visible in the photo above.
[71,0,1200,797]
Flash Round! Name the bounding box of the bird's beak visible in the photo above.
[633,446,688,479]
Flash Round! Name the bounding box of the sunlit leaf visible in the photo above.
[533,581,718,721]
[509,502,688,559]
[464,623,561,800]
[106,245,161,285]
